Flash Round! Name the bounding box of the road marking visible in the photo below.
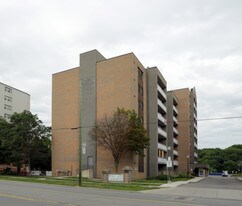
[0,193,60,205]
[0,181,204,206]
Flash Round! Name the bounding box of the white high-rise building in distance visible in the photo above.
[0,82,30,121]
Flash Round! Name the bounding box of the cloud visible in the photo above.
[0,0,241,148]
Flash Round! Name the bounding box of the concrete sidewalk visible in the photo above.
[141,177,242,201]
[159,177,205,188]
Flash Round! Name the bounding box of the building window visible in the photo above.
[138,67,143,79]
[4,95,12,102]
[138,100,143,111]
[138,150,144,173]
[138,84,143,96]
[5,87,12,93]
[4,113,11,119]
[4,104,12,111]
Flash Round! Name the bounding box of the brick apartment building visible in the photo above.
[52,50,199,179]
[170,88,198,175]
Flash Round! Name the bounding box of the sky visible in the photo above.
[0,0,241,149]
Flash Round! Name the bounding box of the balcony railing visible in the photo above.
[158,143,167,151]
[158,126,167,138]
[194,152,198,158]
[194,123,197,130]
[173,127,178,135]
[173,138,178,145]
[194,142,198,148]
[158,157,167,165]
[173,116,178,124]
[158,113,166,125]
[194,113,197,120]
[158,99,166,113]
[194,103,197,110]
[194,132,197,138]
[157,85,166,100]
[173,150,178,156]
[173,105,178,114]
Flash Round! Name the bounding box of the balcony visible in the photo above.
[158,143,167,151]
[194,142,198,148]
[173,138,178,145]
[158,157,167,165]
[158,99,166,113]
[158,113,166,126]
[194,123,197,130]
[157,85,166,101]
[173,127,178,135]
[173,105,178,115]
[173,116,178,126]
[194,132,197,138]
[194,152,198,158]
[173,160,178,166]
[194,113,197,120]
[158,126,167,138]
[173,150,178,156]
[194,103,197,110]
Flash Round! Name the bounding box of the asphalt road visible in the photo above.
[181,176,242,190]
[0,177,242,206]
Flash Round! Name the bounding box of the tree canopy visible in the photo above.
[0,111,51,173]
[90,108,149,172]
[198,144,242,173]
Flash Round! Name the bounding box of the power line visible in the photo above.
[51,115,242,130]
[198,116,242,121]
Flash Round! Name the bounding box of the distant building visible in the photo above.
[0,82,30,121]
[171,88,198,175]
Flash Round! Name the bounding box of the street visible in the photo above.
[0,176,242,206]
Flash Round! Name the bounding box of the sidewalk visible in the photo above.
[159,177,204,188]
[141,177,242,201]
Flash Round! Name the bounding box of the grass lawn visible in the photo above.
[0,175,192,191]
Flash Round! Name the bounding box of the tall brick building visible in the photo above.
[171,88,198,174]
[52,50,199,178]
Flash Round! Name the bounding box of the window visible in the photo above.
[4,95,12,102]
[5,87,12,93]
[138,150,144,173]
[138,67,143,79]
[138,100,143,111]
[4,113,11,119]
[4,104,12,111]
[138,84,143,96]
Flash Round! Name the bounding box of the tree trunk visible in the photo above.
[17,165,21,175]
[114,159,119,173]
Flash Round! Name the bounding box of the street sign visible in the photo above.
[167,160,172,168]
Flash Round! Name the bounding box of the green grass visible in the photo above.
[0,175,192,191]
[232,174,242,177]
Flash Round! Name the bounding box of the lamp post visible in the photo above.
[167,146,172,183]
[187,155,190,176]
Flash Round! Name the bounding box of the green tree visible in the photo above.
[90,108,149,172]
[198,145,242,173]
[0,111,51,173]
[0,117,11,164]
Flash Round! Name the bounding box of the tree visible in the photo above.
[90,108,149,172]
[198,145,242,173]
[0,117,11,164]
[0,111,51,173]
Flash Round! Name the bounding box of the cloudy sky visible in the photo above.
[0,0,241,149]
